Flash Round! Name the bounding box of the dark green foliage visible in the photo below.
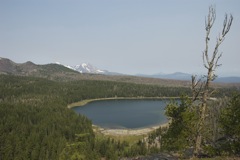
[59,133,98,160]
[0,102,93,160]
[93,137,120,159]
[161,96,197,153]
[160,93,240,158]
[0,75,94,159]
[219,93,240,156]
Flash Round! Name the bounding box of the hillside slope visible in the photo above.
[1,57,239,88]
[0,57,80,80]
[0,57,191,86]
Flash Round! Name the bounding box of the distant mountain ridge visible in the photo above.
[137,72,240,83]
[1,57,239,83]
[0,57,79,80]
[0,57,192,87]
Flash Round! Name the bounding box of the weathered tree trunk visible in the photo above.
[191,6,233,157]
[194,78,209,156]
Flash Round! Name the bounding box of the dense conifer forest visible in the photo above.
[0,74,239,159]
[0,74,187,159]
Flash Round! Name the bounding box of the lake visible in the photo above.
[72,99,172,129]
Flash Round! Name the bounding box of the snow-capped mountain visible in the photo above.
[55,62,107,74]
[72,63,105,74]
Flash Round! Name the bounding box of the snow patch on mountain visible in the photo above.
[65,65,75,70]
[55,62,106,74]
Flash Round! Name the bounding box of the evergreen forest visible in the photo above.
[0,74,239,159]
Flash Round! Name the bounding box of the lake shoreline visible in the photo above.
[67,96,180,109]
[93,122,169,136]
[69,97,174,135]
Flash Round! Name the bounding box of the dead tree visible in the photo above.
[191,6,233,157]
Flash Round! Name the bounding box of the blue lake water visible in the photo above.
[72,99,172,129]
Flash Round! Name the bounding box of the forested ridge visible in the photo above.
[0,74,239,159]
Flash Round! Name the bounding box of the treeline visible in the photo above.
[0,75,235,105]
[0,74,193,104]
[0,75,239,159]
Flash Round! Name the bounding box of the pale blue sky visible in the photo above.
[0,0,239,76]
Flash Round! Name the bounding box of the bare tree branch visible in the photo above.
[222,14,233,37]
[203,51,209,69]
[214,53,223,70]
[209,90,216,97]
[193,5,233,157]
[203,6,216,67]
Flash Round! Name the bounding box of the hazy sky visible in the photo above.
[1,0,240,76]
